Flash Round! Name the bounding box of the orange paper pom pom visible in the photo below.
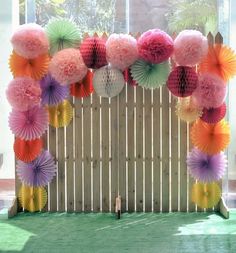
[199,44,236,81]
[191,119,230,155]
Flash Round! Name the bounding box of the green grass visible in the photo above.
[0,212,236,253]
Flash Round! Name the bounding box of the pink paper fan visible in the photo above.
[9,106,49,141]
[200,103,226,124]
[123,68,138,86]
[167,66,198,97]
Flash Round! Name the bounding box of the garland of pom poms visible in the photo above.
[7,18,236,212]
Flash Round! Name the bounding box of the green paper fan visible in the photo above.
[131,59,170,89]
[45,18,81,56]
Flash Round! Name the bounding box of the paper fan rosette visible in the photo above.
[45,18,81,55]
[176,97,202,122]
[199,44,236,81]
[14,138,43,162]
[130,59,170,89]
[191,119,230,155]
[18,185,47,212]
[48,100,73,128]
[200,103,226,124]
[9,51,49,80]
[123,68,138,86]
[191,182,221,209]
[70,70,94,98]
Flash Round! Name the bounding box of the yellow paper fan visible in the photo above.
[18,185,47,212]
[176,97,202,122]
[48,100,73,128]
[191,182,221,209]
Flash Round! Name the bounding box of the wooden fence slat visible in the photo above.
[127,85,135,212]
[92,93,100,212]
[145,89,152,211]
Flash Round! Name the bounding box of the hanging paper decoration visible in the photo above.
[106,33,138,70]
[187,147,227,183]
[176,97,202,123]
[173,30,208,66]
[17,150,56,187]
[70,70,94,98]
[191,182,221,209]
[199,44,236,81]
[191,119,230,155]
[167,66,198,97]
[80,35,107,69]
[40,74,69,106]
[131,59,170,89]
[200,103,226,124]
[6,77,41,111]
[49,48,88,85]
[48,100,73,128]
[137,29,174,64]
[9,106,49,141]
[192,73,227,109]
[11,23,49,59]
[45,18,80,56]
[93,65,125,98]
[14,138,43,163]
[9,51,49,80]
[123,68,138,86]
[18,185,47,212]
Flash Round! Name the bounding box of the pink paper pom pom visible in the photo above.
[49,48,88,85]
[137,29,174,64]
[173,30,208,66]
[192,73,227,109]
[106,33,138,70]
[9,106,48,140]
[6,77,41,111]
[11,23,49,59]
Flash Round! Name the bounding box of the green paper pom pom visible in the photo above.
[45,18,81,56]
[130,59,170,89]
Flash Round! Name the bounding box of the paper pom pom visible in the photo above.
[40,74,69,106]
[45,18,80,56]
[49,48,88,85]
[176,97,202,122]
[48,100,73,128]
[17,150,56,187]
[191,182,221,209]
[187,148,227,183]
[131,59,170,89]
[70,70,94,98]
[9,107,49,140]
[80,36,107,69]
[199,44,236,81]
[200,103,226,124]
[174,30,208,66]
[9,51,49,80]
[191,119,230,155]
[11,23,49,59]
[123,68,138,86]
[192,73,227,109]
[167,66,198,97]
[18,185,47,212]
[14,138,43,162]
[106,33,138,70]
[93,66,125,98]
[137,29,174,64]
[6,77,41,111]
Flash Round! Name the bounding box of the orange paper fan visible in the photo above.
[191,119,230,155]
[9,51,50,80]
[14,137,43,162]
[199,44,236,81]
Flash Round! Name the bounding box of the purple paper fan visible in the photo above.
[17,150,56,187]
[187,147,227,183]
[40,74,69,106]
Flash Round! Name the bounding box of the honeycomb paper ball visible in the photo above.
[173,30,208,66]
[137,29,174,64]
[93,66,125,98]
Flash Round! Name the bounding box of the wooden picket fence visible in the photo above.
[14,32,223,213]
